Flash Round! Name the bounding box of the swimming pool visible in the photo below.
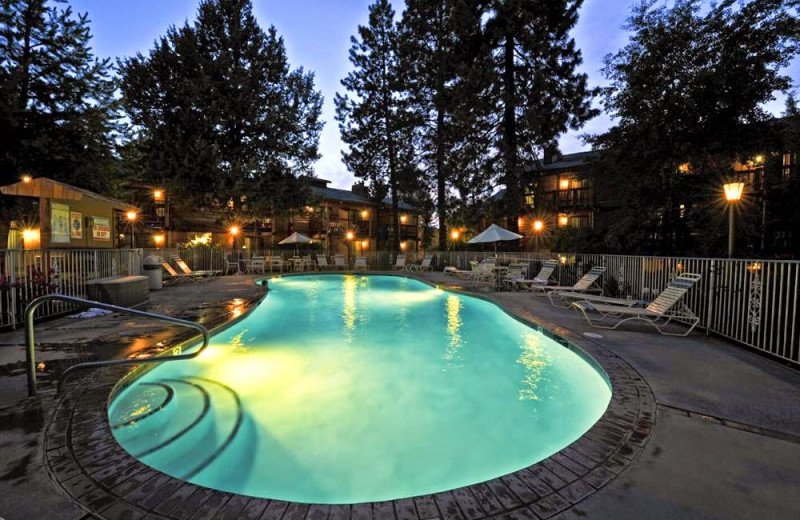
[108,274,611,504]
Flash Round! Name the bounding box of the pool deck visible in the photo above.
[1,271,799,520]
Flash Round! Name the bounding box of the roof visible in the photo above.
[0,177,133,211]
[536,151,598,172]
[311,185,419,212]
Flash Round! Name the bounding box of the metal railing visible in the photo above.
[431,251,800,366]
[1,248,143,327]
[25,294,210,396]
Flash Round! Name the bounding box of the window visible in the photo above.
[570,215,591,229]
[783,152,796,180]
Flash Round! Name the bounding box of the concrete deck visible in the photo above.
[1,271,799,520]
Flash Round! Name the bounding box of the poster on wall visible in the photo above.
[50,203,70,243]
[70,212,83,239]
[92,217,111,241]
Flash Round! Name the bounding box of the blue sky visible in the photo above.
[69,0,796,189]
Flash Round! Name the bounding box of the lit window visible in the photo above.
[559,179,570,190]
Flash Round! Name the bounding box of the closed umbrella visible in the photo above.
[468,224,523,255]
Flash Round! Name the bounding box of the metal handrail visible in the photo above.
[25,294,210,396]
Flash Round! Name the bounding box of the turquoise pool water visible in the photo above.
[109,274,611,504]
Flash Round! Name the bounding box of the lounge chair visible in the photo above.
[393,254,406,270]
[530,266,606,299]
[334,255,346,270]
[160,261,206,283]
[354,256,367,270]
[317,255,330,270]
[223,258,239,275]
[573,273,702,336]
[171,256,221,278]
[517,260,558,291]
[249,257,266,274]
[407,254,433,272]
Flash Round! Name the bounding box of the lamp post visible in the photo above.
[533,219,544,252]
[126,211,138,248]
[723,182,744,258]
[230,225,241,274]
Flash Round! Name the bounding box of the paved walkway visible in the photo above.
[1,271,798,520]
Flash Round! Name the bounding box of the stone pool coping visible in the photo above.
[43,272,656,520]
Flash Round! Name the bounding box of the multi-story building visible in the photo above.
[125,178,424,256]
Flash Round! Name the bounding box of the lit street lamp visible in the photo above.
[724,182,744,258]
[126,211,138,248]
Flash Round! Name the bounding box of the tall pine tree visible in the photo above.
[0,0,118,190]
[400,0,492,248]
[336,0,416,252]
[484,0,596,232]
[120,0,323,218]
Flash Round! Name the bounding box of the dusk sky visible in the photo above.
[69,0,798,189]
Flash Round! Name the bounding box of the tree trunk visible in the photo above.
[502,29,520,233]
[436,102,447,249]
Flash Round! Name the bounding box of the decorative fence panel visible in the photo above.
[4,246,797,365]
[1,249,143,328]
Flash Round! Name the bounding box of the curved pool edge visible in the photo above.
[43,272,656,519]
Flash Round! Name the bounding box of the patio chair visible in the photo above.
[249,257,266,274]
[354,256,367,270]
[573,273,702,336]
[268,256,284,273]
[334,255,346,270]
[471,262,496,286]
[530,266,606,299]
[406,254,433,273]
[393,254,406,270]
[160,260,204,283]
[501,263,529,290]
[223,258,238,275]
[170,256,221,278]
[317,255,330,270]
[516,260,558,291]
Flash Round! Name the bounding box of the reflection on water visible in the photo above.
[228,330,249,353]
[444,295,464,363]
[517,333,552,401]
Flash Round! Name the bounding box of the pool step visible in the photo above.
[111,377,245,481]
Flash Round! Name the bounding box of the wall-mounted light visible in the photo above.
[361,209,369,219]
[400,241,407,250]
[153,189,164,201]
[126,210,138,221]
[559,179,570,190]
[361,240,369,248]
[154,234,165,246]
[558,214,569,227]
[533,220,544,232]
[400,214,408,224]
[451,229,460,240]
[229,225,240,236]
[21,175,32,183]
[346,230,355,240]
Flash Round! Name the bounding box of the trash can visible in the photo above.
[143,255,163,290]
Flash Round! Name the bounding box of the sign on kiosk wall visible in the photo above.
[50,203,70,243]
[92,217,111,241]
[70,211,83,239]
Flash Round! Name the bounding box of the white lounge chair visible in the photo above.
[171,256,221,278]
[160,261,205,283]
[317,255,329,270]
[518,260,558,291]
[531,266,606,299]
[334,255,346,270]
[573,273,702,336]
[354,256,367,270]
[407,254,433,272]
[393,254,406,270]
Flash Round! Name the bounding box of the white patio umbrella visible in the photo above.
[468,223,523,255]
[279,232,313,254]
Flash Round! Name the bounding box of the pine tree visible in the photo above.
[335,0,416,252]
[400,0,492,248]
[483,0,596,232]
[119,0,323,218]
[0,0,118,190]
